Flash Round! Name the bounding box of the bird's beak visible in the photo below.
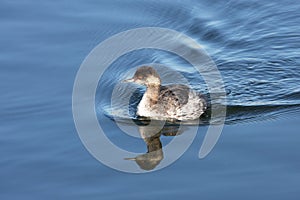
[124,157,136,161]
[122,78,135,83]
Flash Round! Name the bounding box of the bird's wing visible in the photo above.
[159,84,190,105]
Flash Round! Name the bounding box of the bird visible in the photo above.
[123,66,207,121]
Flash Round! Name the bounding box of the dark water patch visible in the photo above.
[225,103,300,124]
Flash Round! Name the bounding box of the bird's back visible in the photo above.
[159,84,190,106]
[157,84,206,120]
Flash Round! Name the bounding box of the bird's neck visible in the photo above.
[145,136,162,152]
[145,84,160,106]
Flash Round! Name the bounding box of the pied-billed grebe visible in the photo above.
[123,66,207,121]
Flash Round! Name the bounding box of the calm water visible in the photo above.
[1,0,300,199]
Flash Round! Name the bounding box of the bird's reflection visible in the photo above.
[123,87,209,170]
[125,119,183,170]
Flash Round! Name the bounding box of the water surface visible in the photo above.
[1,0,300,199]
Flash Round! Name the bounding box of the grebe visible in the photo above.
[123,66,207,121]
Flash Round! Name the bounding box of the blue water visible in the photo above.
[1,0,300,199]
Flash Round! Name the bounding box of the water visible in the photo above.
[1,0,300,199]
